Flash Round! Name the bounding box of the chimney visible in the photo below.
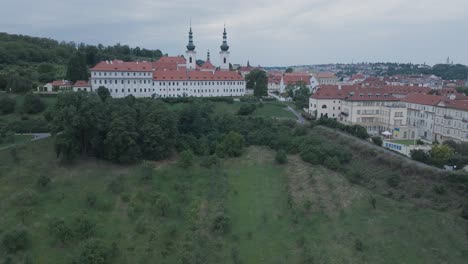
[338,85,342,90]
[110,60,113,64]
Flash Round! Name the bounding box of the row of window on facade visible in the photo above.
[93,79,244,86]
[93,72,151,77]
[108,88,245,94]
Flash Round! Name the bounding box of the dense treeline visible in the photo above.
[383,63,468,80]
[0,32,163,90]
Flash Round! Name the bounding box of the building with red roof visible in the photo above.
[313,72,339,85]
[309,84,413,139]
[89,26,246,98]
[39,80,73,92]
[73,80,91,92]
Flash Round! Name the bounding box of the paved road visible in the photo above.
[0,133,51,151]
[286,106,306,124]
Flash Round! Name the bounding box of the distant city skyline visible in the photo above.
[2,0,467,66]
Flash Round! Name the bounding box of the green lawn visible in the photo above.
[0,139,467,263]
[0,134,34,148]
[169,100,295,120]
[388,140,416,146]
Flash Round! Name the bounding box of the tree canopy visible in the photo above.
[245,69,268,97]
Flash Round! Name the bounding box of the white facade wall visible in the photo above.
[405,103,436,141]
[153,80,245,98]
[90,70,155,98]
[309,98,342,119]
[434,106,468,142]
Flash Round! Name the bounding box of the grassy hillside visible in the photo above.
[1,137,467,263]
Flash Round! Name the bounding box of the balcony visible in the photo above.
[443,115,453,120]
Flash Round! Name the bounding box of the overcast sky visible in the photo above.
[1,0,467,66]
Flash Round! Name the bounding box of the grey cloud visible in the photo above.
[1,0,467,66]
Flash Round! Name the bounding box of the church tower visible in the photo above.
[219,27,230,70]
[186,26,196,70]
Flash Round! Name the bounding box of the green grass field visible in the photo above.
[0,134,34,148]
[168,100,296,120]
[388,139,416,146]
[1,139,467,263]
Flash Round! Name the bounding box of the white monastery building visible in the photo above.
[89,27,245,98]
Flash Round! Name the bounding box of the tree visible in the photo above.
[291,82,311,109]
[104,106,141,163]
[371,136,383,146]
[275,149,288,164]
[22,94,45,114]
[216,131,245,158]
[6,75,32,93]
[285,67,293,73]
[430,144,454,167]
[410,149,430,164]
[245,69,268,97]
[48,218,74,245]
[151,192,170,217]
[73,214,96,239]
[0,96,16,114]
[237,104,256,115]
[324,156,341,170]
[66,51,89,82]
[2,225,30,253]
[75,238,111,264]
[179,150,194,168]
[96,86,111,102]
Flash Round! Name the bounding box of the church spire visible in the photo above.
[220,26,229,51]
[186,25,195,51]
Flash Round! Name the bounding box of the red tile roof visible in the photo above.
[73,80,90,87]
[153,56,186,70]
[91,60,152,72]
[311,85,399,101]
[49,80,71,86]
[442,100,468,111]
[153,70,243,81]
[199,59,216,70]
[283,73,312,86]
[350,74,365,80]
[315,72,336,79]
[401,93,444,106]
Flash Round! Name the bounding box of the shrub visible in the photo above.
[200,155,219,168]
[107,175,125,194]
[386,173,401,188]
[23,94,45,114]
[12,189,39,207]
[150,192,170,217]
[2,225,30,253]
[48,218,73,245]
[73,215,96,239]
[432,185,446,195]
[75,238,111,264]
[138,163,153,182]
[212,213,231,235]
[86,192,97,208]
[461,204,468,220]
[237,104,256,116]
[36,175,51,189]
[179,150,194,168]
[0,96,16,114]
[275,149,288,164]
[371,136,383,146]
[354,239,363,252]
[324,156,340,170]
[216,131,245,158]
